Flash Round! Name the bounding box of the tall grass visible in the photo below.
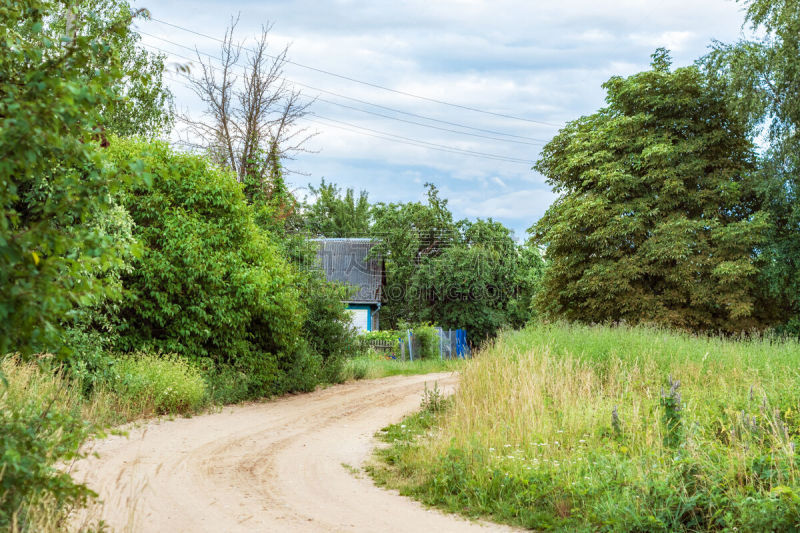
[108,354,206,415]
[0,353,208,532]
[0,358,101,532]
[373,323,800,531]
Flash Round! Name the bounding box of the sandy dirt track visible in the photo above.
[72,372,516,532]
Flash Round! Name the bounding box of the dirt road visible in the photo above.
[72,373,515,532]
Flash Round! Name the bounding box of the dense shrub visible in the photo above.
[107,138,306,397]
[107,354,206,415]
[64,202,139,396]
[299,263,359,384]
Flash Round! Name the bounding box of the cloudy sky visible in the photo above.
[135,0,752,239]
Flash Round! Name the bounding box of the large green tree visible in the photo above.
[0,0,149,357]
[303,179,371,237]
[705,0,800,329]
[414,219,541,340]
[46,0,173,137]
[370,184,540,339]
[371,184,456,327]
[531,50,768,332]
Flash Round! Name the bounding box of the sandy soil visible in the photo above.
[71,372,516,532]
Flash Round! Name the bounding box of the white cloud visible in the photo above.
[137,0,751,235]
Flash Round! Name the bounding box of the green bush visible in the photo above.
[360,330,403,343]
[284,348,323,393]
[412,324,439,360]
[0,358,96,530]
[107,138,306,398]
[107,354,206,414]
[300,262,360,368]
[63,202,139,396]
[201,365,250,406]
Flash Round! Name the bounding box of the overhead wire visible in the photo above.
[307,114,536,164]
[138,30,551,142]
[150,44,539,165]
[160,69,535,165]
[146,16,563,127]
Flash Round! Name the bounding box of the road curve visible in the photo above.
[71,373,516,532]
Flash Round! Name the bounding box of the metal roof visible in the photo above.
[313,239,383,304]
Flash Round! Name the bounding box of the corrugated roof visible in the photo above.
[313,239,383,304]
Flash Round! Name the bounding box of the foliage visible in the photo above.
[0,0,145,357]
[410,324,439,360]
[532,50,768,332]
[414,219,533,341]
[108,138,306,398]
[420,381,448,414]
[245,154,361,388]
[45,0,174,137]
[63,201,139,395]
[303,276,359,383]
[373,323,800,531]
[303,178,371,237]
[0,358,97,530]
[371,184,457,327]
[507,242,546,328]
[360,330,403,343]
[107,354,206,415]
[344,354,463,380]
[705,0,800,331]
[243,141,304,235]
[345,356,370,380]
[369,184,543,339]
[277,235,360,384]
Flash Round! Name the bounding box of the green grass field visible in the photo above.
[370,323,800,531]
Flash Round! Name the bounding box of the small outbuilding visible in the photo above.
[313,238,383,331]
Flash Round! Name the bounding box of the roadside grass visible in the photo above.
[370,322,800,532]
[344,352,464,380]
[0,354,206,532]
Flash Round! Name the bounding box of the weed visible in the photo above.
[420,382,447,414]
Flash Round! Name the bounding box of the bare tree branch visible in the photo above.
[178,17,315,184]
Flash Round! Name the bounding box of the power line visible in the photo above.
[151,44,539,165]
[305,115,535,165]
[160,69,535,165]
[145,17,563,127]
[138,30,550,142]
[291,80,550,141]
[311,96,546,146]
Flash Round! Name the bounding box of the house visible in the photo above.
[313,238,383,331]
